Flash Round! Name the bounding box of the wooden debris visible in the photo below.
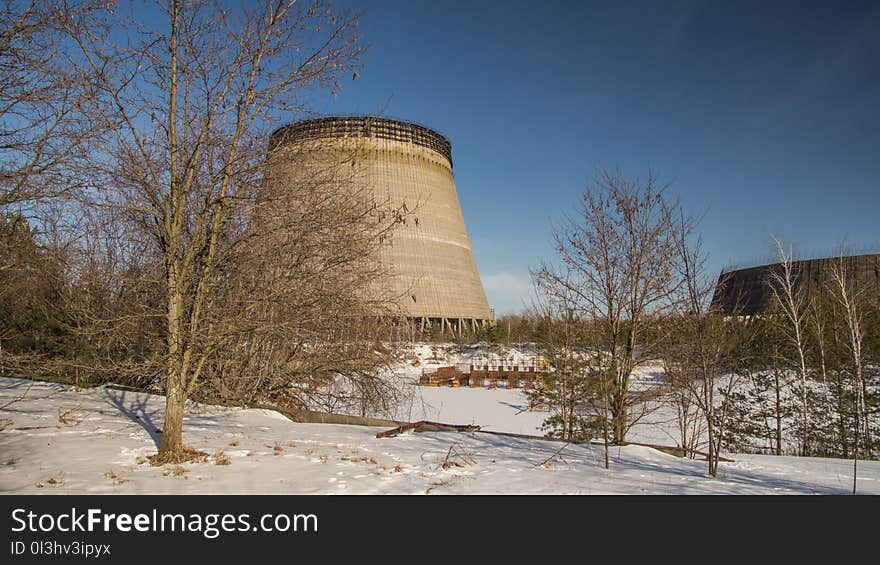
[376,420,480,438]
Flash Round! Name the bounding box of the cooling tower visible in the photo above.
[268,116,493,333]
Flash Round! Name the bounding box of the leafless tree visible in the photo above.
[0,0,102,208]
[1,0,104,375]
[828,251,871,493]
[662,343,706,459]
[62,0,368,460]
[528,276,607,455]
[535,169,682,444]
[767,236,812,456]
[196,140,405,417]
[663,210,751,476]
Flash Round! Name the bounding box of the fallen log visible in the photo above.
[474,429,593,444]
[252,405,405,428]
[622,441,735,462]
[376,420,480,438]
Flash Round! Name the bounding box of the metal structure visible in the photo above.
[420,362,547,389]
[269,116,493,334]
[710,253,880,316]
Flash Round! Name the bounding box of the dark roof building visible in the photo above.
[710,253,880,316]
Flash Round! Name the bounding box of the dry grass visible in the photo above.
[58,407,84,426]
[162,465,188,477]
[148,446,208,466]
[103,470,129,485]
[341,455,378,465]
[212,451,231,466]
[425,478,449,494]
[441,443,476,469]
[45,471,65,486]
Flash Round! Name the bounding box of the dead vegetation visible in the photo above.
[162,465,189,477]
[58,407,84,426]
[103,470,129,485]
[148,447,208,466]
[43,471,64,487]
[341,455,378,465]
[425,474,475,495]
[440,443,476,469]
[535,443,570,468]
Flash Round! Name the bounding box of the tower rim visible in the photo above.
[270,115,453,168]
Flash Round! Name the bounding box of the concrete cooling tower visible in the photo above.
[269,116,493,334]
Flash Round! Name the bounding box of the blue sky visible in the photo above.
[305,1,879,314]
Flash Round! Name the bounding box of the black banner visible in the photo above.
[0,495,872,561]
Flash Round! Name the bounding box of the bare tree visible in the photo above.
[63,0,365,460]
[535,169,682,444]
[661,329,706,459]
[664,211,749,476]
[767,236,812,456]
[527,276,606,450]
[1,0,104,374]
[807,288,841,457]
[197,139,404,417]
[828,252,871,493]
[0,0,102,208]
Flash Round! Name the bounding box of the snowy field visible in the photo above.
[409,383,683,446]
[2,376,877,495]
[397,343,676,445]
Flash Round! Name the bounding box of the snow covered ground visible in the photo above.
[397,343,675,444]
[2,376,877,495]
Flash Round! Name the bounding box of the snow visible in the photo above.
[398,343,673,442]
[2,376,877,495]
[406,386,545,434]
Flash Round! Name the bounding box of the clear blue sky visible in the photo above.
[252,0,879,315]
[127,1,879,314]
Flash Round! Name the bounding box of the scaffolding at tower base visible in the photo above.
[419,362,548,389]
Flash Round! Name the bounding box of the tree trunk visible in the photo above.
[852,395,859,495]
[707,415,716,477]
[613,395,628,444]
[602,388,610,469]
[159,0,184,459]
[160,265,186,456]
[774,371,782,456]
[705,379,717,477]
[859,374,871,460]
[835,380,849,459]
[160,377,185,454]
